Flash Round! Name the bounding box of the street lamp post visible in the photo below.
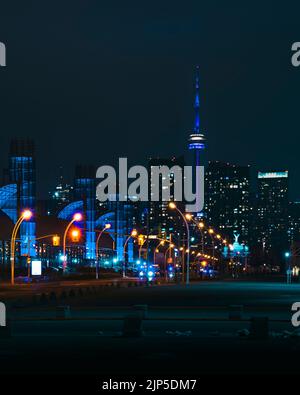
[186,214,205,254]
[123,229,138,278]
[285,251,292,284]
[62,212,82,273]
[180,247,185,284]
[10,209,33,285]
[153,240,165,264]
[198,222,205,253]
[96,223,111,279]
[164,244,174,281]
[208,228,215,260]
[169,203,190,285]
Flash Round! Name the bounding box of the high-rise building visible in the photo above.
[288,201,300,245]
[256,171,289,259]
[205,161,251,243]
[49,168,73,214]
[148,156,185,239]
[9,139,36,257]
[74,165,96,262]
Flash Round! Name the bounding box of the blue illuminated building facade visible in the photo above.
[101,198,134,265]
[74,165,96,262]
[9,139,36,258]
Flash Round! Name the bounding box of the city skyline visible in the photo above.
[1,2,300,199]
[1,3,300,385]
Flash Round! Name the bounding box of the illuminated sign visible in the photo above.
[31,260,42,276]
[258,171,288,179]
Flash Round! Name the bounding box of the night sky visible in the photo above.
[0,1,300,199]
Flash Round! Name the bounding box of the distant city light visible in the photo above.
[258,171,288,179]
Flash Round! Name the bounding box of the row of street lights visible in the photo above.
[9,203,227,286]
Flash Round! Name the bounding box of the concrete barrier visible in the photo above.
[133,304,148,319]
[49,292,57,304]
[122,313,143,337]
[40,293,48,305]
[31,295,37,305]
[0,320,11,338]
[56,305,71,319]
[228,305,243,320]
[249,317,269,340]
[60,291,68,301]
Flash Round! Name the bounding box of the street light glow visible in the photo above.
[73,213,82,222]
[71,230,80,238]
[169,202,176,209]
[22,209,33,220]
[131,229,138,237]
[105,223,111,229]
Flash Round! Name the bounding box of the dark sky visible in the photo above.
[0,1,300,198]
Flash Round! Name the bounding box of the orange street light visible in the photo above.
[71,229,80,242]
[95,223,111,279]
[123,229,138,278]
[63,212,82,272]
[10,209,33,285]
[169,203,190,285]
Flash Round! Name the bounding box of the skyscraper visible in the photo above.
[9,139,36,257]
[148,156,185,239]
[205,161,251,243]
[188,66,206,214]
[49,167,73,214]
[74,165,96,262]
[256,171,289,261]
[288,201,300,245]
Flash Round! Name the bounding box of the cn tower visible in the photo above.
[188,66,206,167]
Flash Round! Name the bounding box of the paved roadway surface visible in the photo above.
[1,280,300,376]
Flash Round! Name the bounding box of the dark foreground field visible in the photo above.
[0,280,300,385]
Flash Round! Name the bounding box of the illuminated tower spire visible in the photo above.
[193,65,200,133]
[188,66,206,168]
